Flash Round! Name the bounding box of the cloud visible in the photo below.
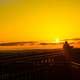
[65,38,80,41]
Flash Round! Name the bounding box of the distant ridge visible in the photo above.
[0,41,37,46]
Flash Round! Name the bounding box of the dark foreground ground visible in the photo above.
[0,48,80,80]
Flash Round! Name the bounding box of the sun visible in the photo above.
[52,38,60,43]
[55,38,60,43]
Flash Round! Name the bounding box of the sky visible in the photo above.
[0,0,80,42]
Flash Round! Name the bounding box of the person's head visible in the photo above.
[65,41,68,44]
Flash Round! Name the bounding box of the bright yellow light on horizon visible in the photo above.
[55,38,60,43]
[52,38,60,43]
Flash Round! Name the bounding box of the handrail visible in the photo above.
[72,61,80,66]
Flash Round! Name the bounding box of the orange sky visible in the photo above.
[0,0,80,42]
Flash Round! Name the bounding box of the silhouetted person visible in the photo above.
[63,41,73,79]
[63,41,72,64]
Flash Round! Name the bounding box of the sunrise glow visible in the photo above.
[0,0,80,43]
